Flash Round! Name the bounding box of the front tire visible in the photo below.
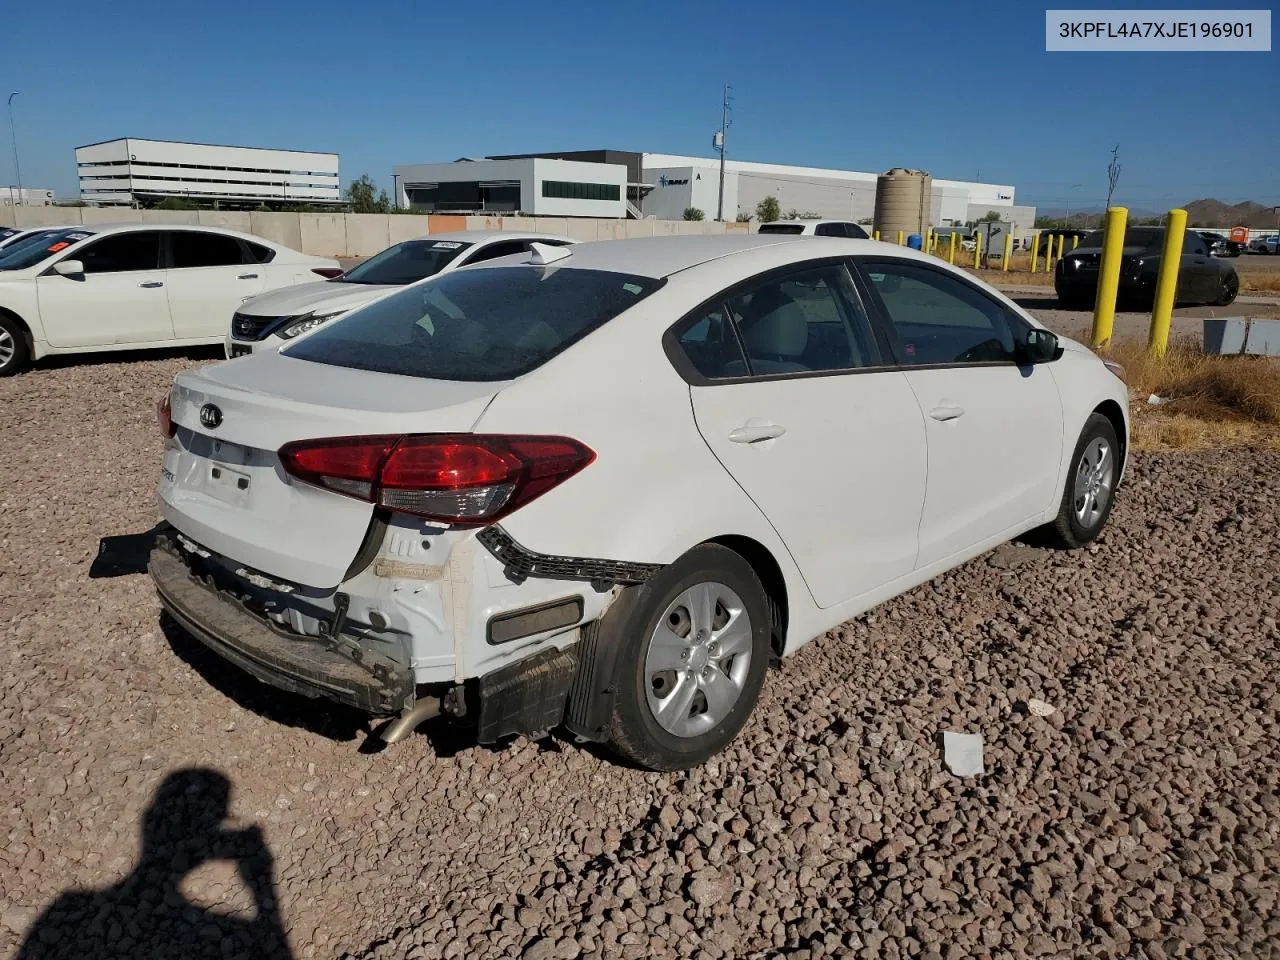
[1037,413,1120,549]
[1215,273,1239,306]
[607,545,771,771]
[0,314,30,377]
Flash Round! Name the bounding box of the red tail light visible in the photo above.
[312,267,344,279]
[278,434,595,525]
[157,391,175,440]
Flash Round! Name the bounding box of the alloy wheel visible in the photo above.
[644,582,754,738]
[1074,436,1114,528]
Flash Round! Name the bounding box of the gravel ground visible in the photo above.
[2,352,1278,960]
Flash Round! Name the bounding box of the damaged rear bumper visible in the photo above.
[150,532,414,715]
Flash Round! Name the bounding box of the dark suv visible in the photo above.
[1055,227,1239,309]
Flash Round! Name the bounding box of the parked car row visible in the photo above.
[146,231,1128,769]
[1248,234,1279,254]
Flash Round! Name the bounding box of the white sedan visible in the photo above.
[0,223,339,375]
[225,231,576,357]
[151,235,1128,770]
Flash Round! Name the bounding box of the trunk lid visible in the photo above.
[159,350,504,588]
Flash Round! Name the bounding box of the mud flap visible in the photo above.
[476,645,578,743]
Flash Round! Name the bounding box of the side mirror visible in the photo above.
[53,259,84,278]
[1019,328,1061,365]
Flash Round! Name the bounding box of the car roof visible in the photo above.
[475,233,903,279]
[762,218,861,226]
[420,230,576,244]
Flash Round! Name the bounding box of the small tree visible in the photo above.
[683,207,705,221]
[976,210,1002,223]
[736,212,752,223]
[755,195,781,223]
[156,196,197,211]
[345,174,390,214]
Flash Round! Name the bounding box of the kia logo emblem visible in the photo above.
[199,404,223,430]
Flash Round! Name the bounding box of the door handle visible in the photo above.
[138,281,164,288]
[929,404,965,422]
[728,422,786,443]
[238,273,259,280]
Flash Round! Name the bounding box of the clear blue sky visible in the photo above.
[4,0,1276,212]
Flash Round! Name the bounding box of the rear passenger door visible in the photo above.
[671,260,928,609]
[164,231,267,339]
[853,258,1063,569]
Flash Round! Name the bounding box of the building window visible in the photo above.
[541,180,620,202]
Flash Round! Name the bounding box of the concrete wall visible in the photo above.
[0,207,757,256]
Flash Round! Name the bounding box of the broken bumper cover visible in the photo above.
[150,534,414,715]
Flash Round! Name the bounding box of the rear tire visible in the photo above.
[606,544,770,771]
[0,314,30,377]
[1037,413,1120,549]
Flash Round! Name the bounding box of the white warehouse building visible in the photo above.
[389,149,1034,231]
[76,138,341,208]
[392,157,629,219]
[641,153,1035,234]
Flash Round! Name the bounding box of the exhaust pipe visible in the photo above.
[379,697,442,745]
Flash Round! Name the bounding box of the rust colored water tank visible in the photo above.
[874,168,932,240]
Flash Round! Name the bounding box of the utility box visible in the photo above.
[1203,317,1280,357]
[974,221,1014,259]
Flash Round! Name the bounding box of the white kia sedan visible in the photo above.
[225,231,576,357]
[0,223,340,375]
[152,235,1128,770]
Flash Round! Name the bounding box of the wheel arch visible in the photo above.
[703,534,788,663]
[0,306,33,351]
[1092,398,1127,474]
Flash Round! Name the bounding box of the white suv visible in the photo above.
[226,231,576,357]
[758,219,870,239]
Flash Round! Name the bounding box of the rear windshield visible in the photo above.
[285,266,664,381]
[0,228,95,270]
[757,223,805,235]
[337,239,472,285]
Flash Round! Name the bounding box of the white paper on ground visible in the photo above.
[942,731,984,777]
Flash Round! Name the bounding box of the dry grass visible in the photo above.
[1241,271,1280,294]
[1102,337,1280,450]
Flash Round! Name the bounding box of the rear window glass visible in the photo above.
[285,266,664,381]
[758,224,805,235]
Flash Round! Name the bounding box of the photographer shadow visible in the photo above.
[17,768,293,960]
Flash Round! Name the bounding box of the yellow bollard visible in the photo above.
[947,231,957,264]
[973,231,982,269]
[1091,207,1129,350]
[1072,235,1080,250]
[897,230,904,246]
[1002,232,1013,271]
[1148,209,1187,359]
[1056,232,1065,263]
[1030,233,1040,274]
[873,230,880,241]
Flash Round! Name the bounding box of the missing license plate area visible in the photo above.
[487,597,584,645]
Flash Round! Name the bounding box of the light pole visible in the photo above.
[7,92,23,206]
[714,84,732,221]
[1064,183,1082,223]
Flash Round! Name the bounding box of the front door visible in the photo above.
[36,231,172,347]
[854,257,1064,568]
[681,261,928,609]
[165,231,267,339]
